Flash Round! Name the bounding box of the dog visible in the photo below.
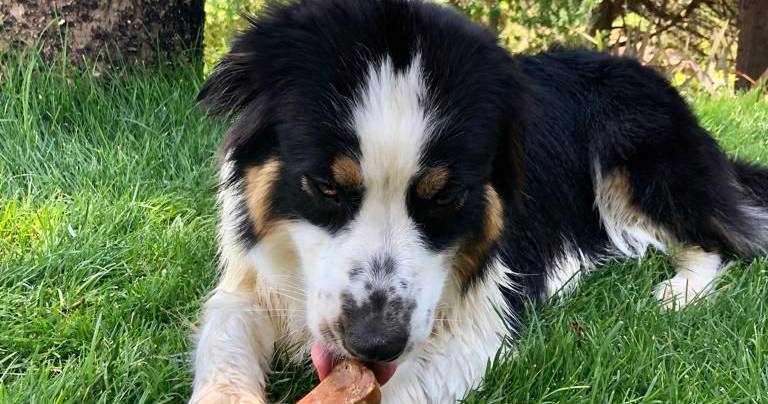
[189,0,768,402]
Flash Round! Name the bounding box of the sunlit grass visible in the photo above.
[0,52,220,403]
[1,51,766,402]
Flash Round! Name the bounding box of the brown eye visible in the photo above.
[304,176,339,199]
[317,181,337,197]
[433,189,468,207]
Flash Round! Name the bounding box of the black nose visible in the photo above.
[344,322,408,362]
[341,291,410,362]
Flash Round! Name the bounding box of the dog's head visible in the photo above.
[199,0,525,380]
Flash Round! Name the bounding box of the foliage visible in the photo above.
[442,0,603,51]
[202,0,602,69]
[589,0,740,93]
[443,0,743,93]
[204,0,264,71]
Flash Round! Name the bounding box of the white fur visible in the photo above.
[381,258,515,403]
[592,159,730,312]
[191,291,275,404]
[655,247,725,310]
[353,54,431,188]
[290,54,446,356]
[345,54,445,351]
[216,156,248,277]
[545,245,595,298]
[192,156,272,403]
[593,160,669,257]
[192,157,307,403]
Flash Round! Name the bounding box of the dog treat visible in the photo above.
[297,360,381,404]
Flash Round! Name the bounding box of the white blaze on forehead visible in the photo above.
[352,55,432,193]
[338,54,445,307]
[291,55,449,355]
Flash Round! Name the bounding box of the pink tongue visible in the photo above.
[310,342,335,381]
[310,342,398,385]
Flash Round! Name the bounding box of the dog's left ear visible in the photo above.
[491,66,528,207]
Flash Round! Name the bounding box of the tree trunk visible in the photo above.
[0,0,204,67]
[736,0,768,90]
[591,0,625,34]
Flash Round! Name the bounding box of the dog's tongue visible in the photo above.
[310,342,397,385]
[309,342,336,381]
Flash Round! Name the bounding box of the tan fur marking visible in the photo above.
[244,159,281,237]
[595,168,672,255]
[416,166,450,199]
[453,185,504,284]
[331,156,363,191]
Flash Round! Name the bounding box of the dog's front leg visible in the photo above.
[190,288,275,404]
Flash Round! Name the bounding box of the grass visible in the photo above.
[1,52,767,403]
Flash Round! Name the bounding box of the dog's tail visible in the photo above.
[734,160,768,206]
[725,159,768,256]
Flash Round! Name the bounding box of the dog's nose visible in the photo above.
[343,320,408,362]
[341,291,410,362]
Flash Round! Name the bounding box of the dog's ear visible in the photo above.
[492,66,528,208]
[198,39,284,178]
[498,117,526,200]
[196,51,261,117]
[197,12,280,117]
[196,17,288,168]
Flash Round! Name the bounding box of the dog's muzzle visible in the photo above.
[340,290,412,362]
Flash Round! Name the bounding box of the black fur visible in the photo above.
[198,0,768,318]
[199,0,525,254]
[734,160,768,206]
[501,49,768,307]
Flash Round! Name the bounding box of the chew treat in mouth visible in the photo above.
[310,342,398,386]
[297,360,381,404]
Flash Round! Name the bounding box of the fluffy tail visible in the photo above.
[733,160,768,206]
[727,160,768,256]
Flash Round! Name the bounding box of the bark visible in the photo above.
[735,0,768,90]
[591,0,625,33]
[0,0,204,66]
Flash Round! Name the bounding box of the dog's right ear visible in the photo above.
[197,9,287,117]
[197,31,283,173]
[196,52,261,117]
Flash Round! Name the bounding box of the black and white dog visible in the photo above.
[190,0,768,402]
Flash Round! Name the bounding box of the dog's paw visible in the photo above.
[653,274,714,311]
[190,384,266,404]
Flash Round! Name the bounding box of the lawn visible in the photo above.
[1,53,767,403]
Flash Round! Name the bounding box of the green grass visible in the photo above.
[1,52,767,403]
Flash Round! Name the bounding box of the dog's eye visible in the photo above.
[304,176,339,200]
[433,188,468,208]
[316,180,338,197]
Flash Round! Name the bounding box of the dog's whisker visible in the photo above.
[268,291,306,303]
